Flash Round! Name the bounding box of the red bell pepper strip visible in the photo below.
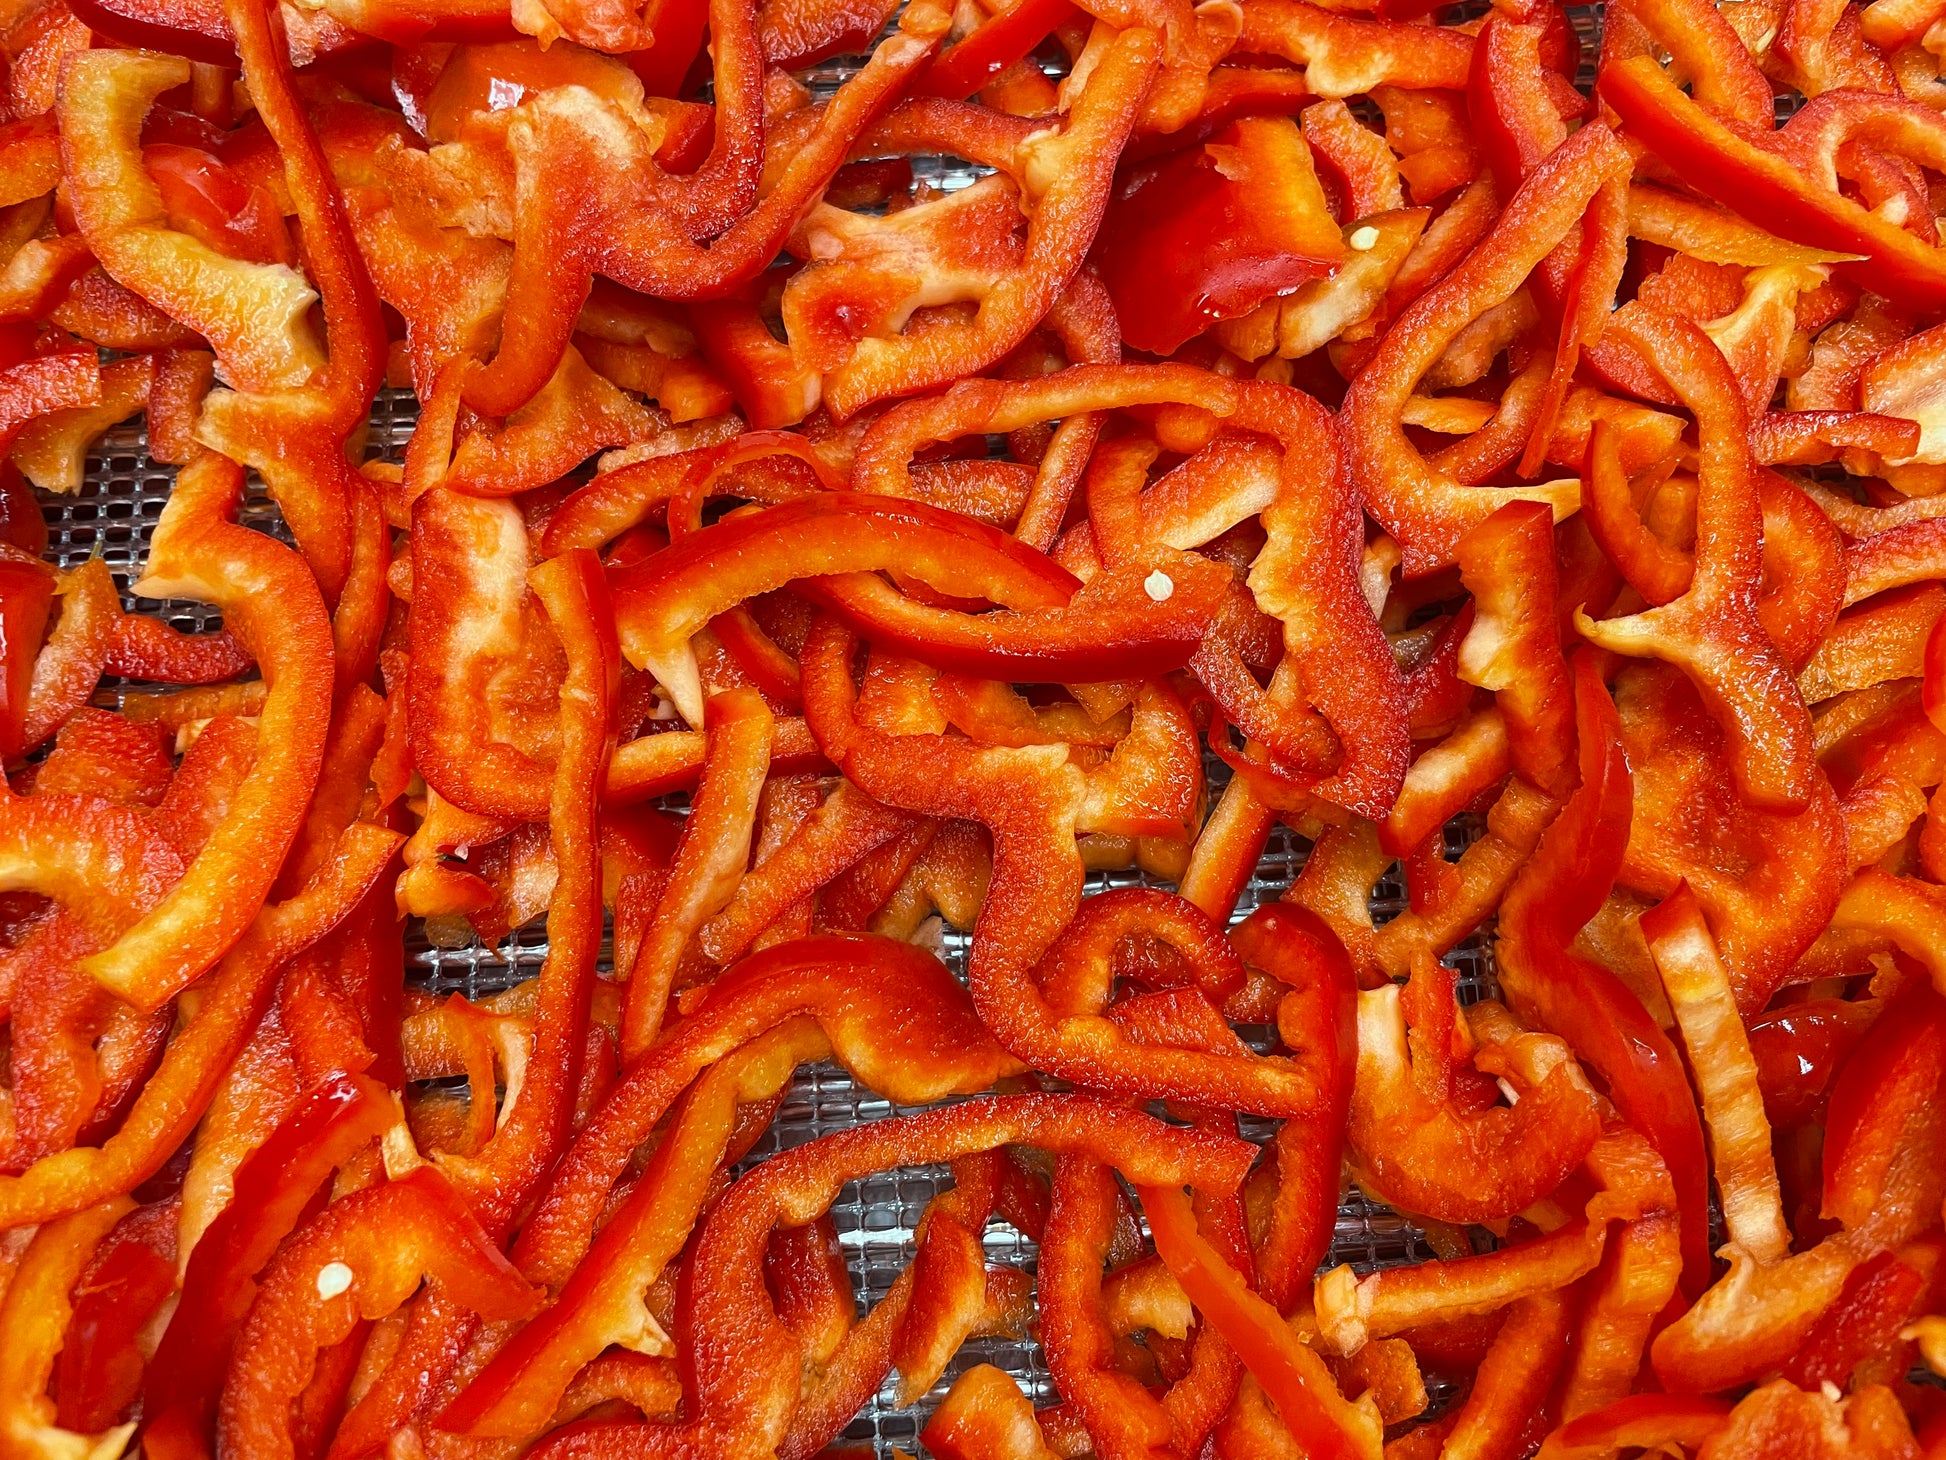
[427,548,616,1234]
[908,0,1077,100]
[1347,964,1603,1226]
[1822,974,1946,1231]
[1093,115,1346,356]
[78,451,332,1012]
[1540,1394,1732,1458]
[1747,998,1878,1127]
[1142,1182,1382,1460]
[803,619,1332,1117]
[523,1095,1250,1460]
[514,933,1018,1289]
[1042,1152,1245,1460]
[144,1072,395,1445]
[54,1208,178,1433]
[1780,1249,1926,1391]
[1576,306,1818,814]
[620,685,771,1058]
[465,0,951,420]
[0,820,402,1229]
[609,489,1223,728]
[217,1168,540,1460]
[0,553,53,760]
[1454,501,1575,797]
[1642,883,1790,1265]
[631,0,710,94]
[437,1021,830,1439]
[1341,122,1627,576]
[0,1196,138,1460]
[1600,55,1946,310]
[853,362,1405,817]
[1228,903,1357,1311]
[1435,1291,1573,1460]
[1495,654,1714,1297]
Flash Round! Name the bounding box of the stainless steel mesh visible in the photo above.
[39,22,1606,1440]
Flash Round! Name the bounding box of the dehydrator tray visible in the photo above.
[43,11,1626,1443]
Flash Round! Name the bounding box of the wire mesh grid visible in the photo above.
[30,17,1601,1445]
[49,412,1492,1449]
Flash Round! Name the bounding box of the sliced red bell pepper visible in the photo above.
[1495,653,1714,1297]
[1542,1394,1732,1458]
[1747,998,1878,1128]
[1600,55,1946,310]
[1093,115,1346,356]
[143,143,296,267]
[1780,1249,1925,1391]
[217,1168,540,1460]
[54,1209,178,1432]
[0,554,54,761]
[1822,974,1946,1230]
[1142,1182,1382,1460]
[610,490,1224,728]
[908,0,1077,100]
[144,1071,394,1447]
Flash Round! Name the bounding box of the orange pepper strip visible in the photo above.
[620,686,773,1058]
[1575,305,1819,813]
[1141,1182,1383,1460]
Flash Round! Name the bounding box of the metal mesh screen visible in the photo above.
[35,19,1617,1443]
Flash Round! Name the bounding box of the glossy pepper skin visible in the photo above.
[143,1072,396,1448]
[1094,116,1345,356]
[524,1096,1250,1460]
[1495,653,1714,1297]
[1600,55,1946,310]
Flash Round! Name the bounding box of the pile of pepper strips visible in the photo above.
[3,0,1946,1450]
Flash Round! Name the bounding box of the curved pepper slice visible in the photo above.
[1642,884,1791,1264]
[1143,1182,1382,1460]
[217,1168,539,1460]
[852,362,1405,817]
[0,1196,139,1460]
[1348,967,1602,1226]
[0,820,402,1229]
[523,1094,1250,1460]
[620,685,771,1057]
[467,0,950,419]
[1600,54,1946,310]
[1340,123,1627,576]
[610,488,1218,728]
[1043,1152,1245,1460]
[1576,305,1819,814]
[195,0,388,603]
[513,933,1018,1289]
[439,1020,826,1439]
[1093,115,1344,356]
[71,451,333,1011]
[817,28,1159,420]
[59,53,321,393]
[143,1071,394,1447]
[1495,654,1714,1296]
